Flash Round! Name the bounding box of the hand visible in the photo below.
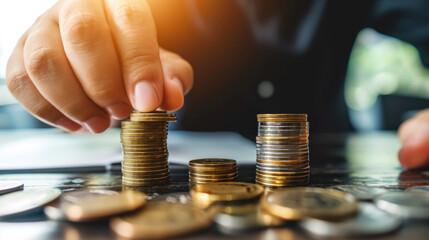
[398,109,429,169]
[6,0,193,133]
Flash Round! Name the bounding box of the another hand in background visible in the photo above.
[398,109,429,169]
[6,0,193,133]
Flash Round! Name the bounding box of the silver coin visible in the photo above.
[406,186,429,194]
[44,189,119,221]
[328,185,389,201]
[375,192,429,219]
[0,181,24,195]
[300,203,402,237]
[0,188,61,218]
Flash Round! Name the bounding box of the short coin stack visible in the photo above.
[189,159,238,185]
[255,114,310,187]
[120,111,176,186]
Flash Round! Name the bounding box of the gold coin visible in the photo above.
[255,180,308,187]
[256,159,309,165]
[189,166,237,173]
[65,191,146,222]
[257,114,307,118]
[110,202,211,239]
[190,182,264,206]
[189,172,238,178]
[189,176,238,182]
[260,187,358,220]
[256,170,309,176]
[189,158,236,167]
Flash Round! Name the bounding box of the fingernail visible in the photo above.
[134,81,159,112]
[171,77,184,93]
[107,102,132,120]
[83,115,110,133]
[55,117,81,132]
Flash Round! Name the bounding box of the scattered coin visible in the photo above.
[64,191,146,222]
[256,114,310,187]
[121,111,176,186]
[0,188,61,218]
[44,189,119,221]
[328,185,389,201]
[406,185,429,194]
[375,192,429,219]
[0,181,23,195]
[189,159,238,185]
[261,187,358,220]
[190,182,264,207]
[110,201,212,239]
[210,202,285,234]
[300,202,402,237]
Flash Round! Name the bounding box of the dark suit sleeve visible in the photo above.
[370,0,429,68]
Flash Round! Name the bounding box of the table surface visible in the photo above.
[0,131,429,240]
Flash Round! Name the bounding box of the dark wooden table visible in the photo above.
[1,131,429,240]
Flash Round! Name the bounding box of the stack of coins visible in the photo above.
[120,111,176,186]
[189,159,238,185]
[255,114,310,187]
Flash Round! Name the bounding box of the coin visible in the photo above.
[406,185,429,194]
[188,159,238,185]
[0,188,61,218]
[211,202,285,234]
[190,182,264,206]
[328,185,389,201]
[261,187,358,220]
[375,192,429,219]
[44,189,119,221]
[110,202,212,239]
[300,202,402,237]
[0,181,24,195]
[65,191,146,222]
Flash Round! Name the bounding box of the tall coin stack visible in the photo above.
[120,111,176,186]
[189,159,238,185]
[255,114,310,187]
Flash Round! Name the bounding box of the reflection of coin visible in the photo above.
[110,202,212,239]
[300,203,402,237]
[0,188,61,218]
[190,182,264,206]
[328,185,389,201]
[406,186,429,194]
[45,189,119,221]
[65,191,146,222]
[261,187,358,220]
[0,181,23,195]
[375,192,429,219]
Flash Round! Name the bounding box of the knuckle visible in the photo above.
[25,47,57,75]
[60,10,100,44]
[126,55,161,82]
[113,3,150,25]
[6,71,29,96]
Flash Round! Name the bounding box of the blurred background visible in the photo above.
[1,0,429,131]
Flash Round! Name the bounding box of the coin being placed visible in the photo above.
[300,203,402,237]
[261,187,358,220]
[190,182,264,207]
[375,192,429,219]
[328,185,389,201]
[44,189,119,221]
[110,202,212,239]
[0,181,23,195]
[0,188,61,218]
[65,191,146,222]
[406,186,429,194]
